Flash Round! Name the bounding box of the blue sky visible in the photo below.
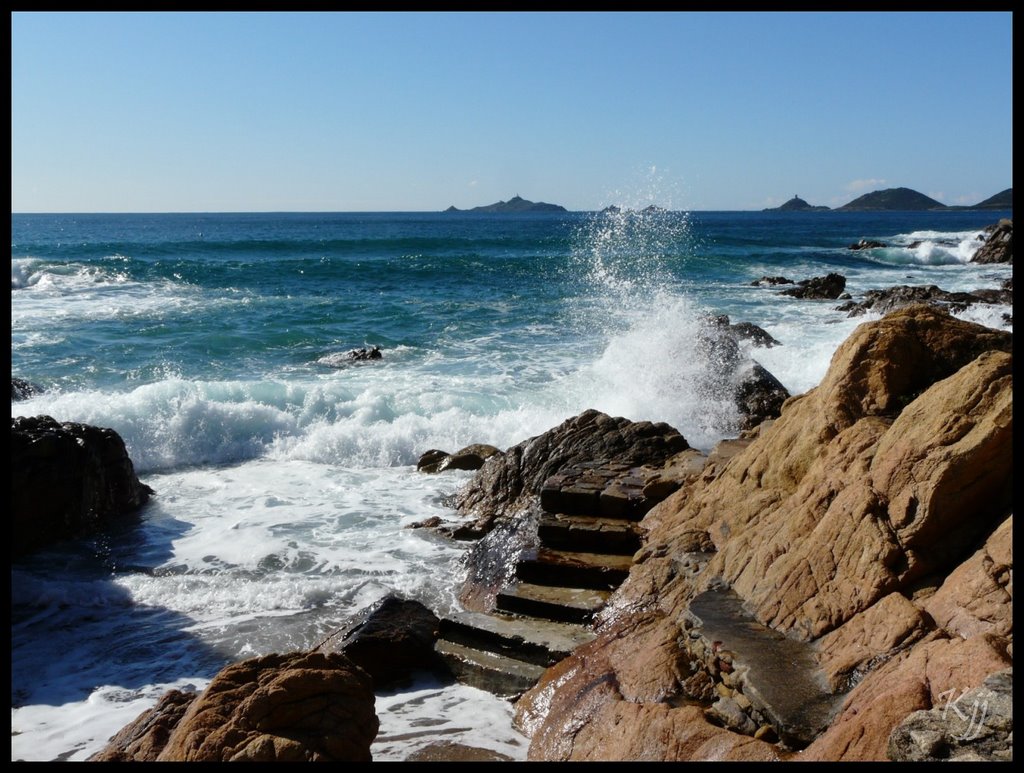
[11,11,1013,213]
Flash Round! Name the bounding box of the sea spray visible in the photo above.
[565,206,743,448]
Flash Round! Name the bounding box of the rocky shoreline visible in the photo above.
[12,221,1012,761]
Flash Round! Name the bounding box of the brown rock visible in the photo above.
[155,651,378,761]
[923,515,1012,640]
[800,633,1010,762]
[815,592,931,692]
[89,689,197,761]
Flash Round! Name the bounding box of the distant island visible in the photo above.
[948,187,1013,210]
[764,187,1012,212]
[599,204,668,214]
[836,187,947,211]
[444,195,567,213]
[763,195,830,212]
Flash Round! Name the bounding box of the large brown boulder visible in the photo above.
[515,305,1012,760]
[11,415,153,558]
[92,651,378,762]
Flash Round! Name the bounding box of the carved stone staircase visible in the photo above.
[433,461,664,698]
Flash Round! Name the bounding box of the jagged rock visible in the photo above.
[887,668,1012,761]
[314,595,445,688]
[971,219,1012,264]
[751,275,794,286]
[815,592,931,692]
[94,652,378,762]
[836,283,1013,317]
[848,239,888,250]
[12,415,153,558]
[12,377,42,401]
[780,273,847,299]
[417,444,501,473]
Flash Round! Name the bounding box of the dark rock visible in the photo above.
[12,377,42,401]
[454,409,689,534]
[12,415,153,558]
[763,196,830,212]
[458,506,543,612]
[839,283,1013,318]
[318,346,382,367]
[315,595,446,688]
[418,444,501,473]
[751,276,795,286]
[728,321,782,348]
[780,273,847,300]
[445,195,567,213]
[971,219,1012,264]
[416,449,451,473]
[848,239,888,250]
[405,515,443,529]
[734,362,791,431]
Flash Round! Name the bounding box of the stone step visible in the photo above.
[438,610,595,667]
[540,472,652,520]
[515,547,633,590]
[495,581,611,625]
[434,639,547,699]
[538,513,642,555]
[684,588,843,750]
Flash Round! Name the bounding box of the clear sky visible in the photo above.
[11,11,1013,213]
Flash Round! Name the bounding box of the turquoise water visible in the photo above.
[10,208,1011,760]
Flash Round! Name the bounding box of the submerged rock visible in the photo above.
[318,346,383,367]
[11,377,42,401]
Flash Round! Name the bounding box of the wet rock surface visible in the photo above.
[12,415,153,558]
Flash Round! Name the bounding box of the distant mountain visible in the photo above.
[445,195,567,213]
[969,188,1012,210]
[763,195,830,212]
[836,187,946,211]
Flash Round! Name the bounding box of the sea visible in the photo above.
[10,206,1012,761]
